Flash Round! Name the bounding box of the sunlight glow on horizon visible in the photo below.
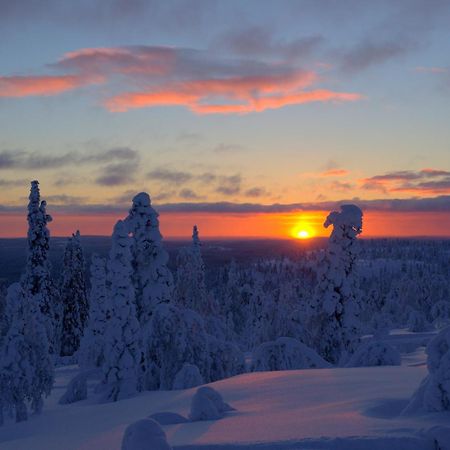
[1,210,450,239]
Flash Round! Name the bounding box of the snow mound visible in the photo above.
[172,363,203,390]
[346,340,401,368]
[59,372,88,405]
[189,386,234,421]
[121,418,171,450]
[404,326,450,413]
[148,411,188,425]
[252,337,331,372]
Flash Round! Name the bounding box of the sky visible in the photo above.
[0,0,449,238]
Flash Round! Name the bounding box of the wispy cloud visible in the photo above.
[214,26,323,60]
[147,168,193,185]
[215,174,241,196]
[244,187,269,198]
[360,168,450,194]
[95,160,139,186]
[415,66,449,74]
[179,188,203,200]
[339,39,413,73]
[0,147,139,170]
[4,195,447,215]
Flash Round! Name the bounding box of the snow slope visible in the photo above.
[1,343,448,449]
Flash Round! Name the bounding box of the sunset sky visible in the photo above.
[1,0,449,238]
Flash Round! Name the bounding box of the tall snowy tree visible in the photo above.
[0,283,54,422]
[309,204,363,365]
[175,225,213,315]
[20,180,59,355]
[60,231,88,357]
[101,220,143,402]
[79,254,110,369]
[125,192,173,327]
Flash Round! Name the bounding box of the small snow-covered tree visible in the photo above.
[431,301,450,329]
[101,221,143,402]
[174,226,213,315]
[207,335,245,382]
[60,231,88,357]
[21,180,59,355]
[404,326,450,413]
[172,363,203,390]
[79,254,110,369]
[252,337,330,372]
[407,310,432,332]
[345,340,401,367]
[309,204,363,364]
[146,304,210,390]
[0,283,54,422]
[125,192,173,326]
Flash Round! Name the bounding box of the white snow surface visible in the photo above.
[1,344,449,450]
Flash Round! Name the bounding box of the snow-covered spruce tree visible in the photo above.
[124,192,173,327]
[79,254,110,369]
[0,283,54,422]
[309,204,363,365]
[60,231,88,357]
[21,180,59,356]
[174,225,213,315]
[101,220,143,402]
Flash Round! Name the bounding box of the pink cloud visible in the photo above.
[0,74,103,97]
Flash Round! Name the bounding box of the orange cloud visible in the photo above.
[106,73,361,114]
[320,168,350,177]
[0,75,103,97]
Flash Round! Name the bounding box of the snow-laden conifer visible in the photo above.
[21,180,59,355]
[101,220,142,402]
[60,231,88,357]
[79,254,109,369]
[125,192,173,326]
[309,204,363,364]
[175,226,213,315]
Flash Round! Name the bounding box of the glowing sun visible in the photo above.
[296,230,311,239]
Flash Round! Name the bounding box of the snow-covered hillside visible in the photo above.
[1,335,449,450]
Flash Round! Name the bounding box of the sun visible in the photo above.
[296,230,310,239]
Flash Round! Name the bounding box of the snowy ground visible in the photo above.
[1,331,449,450]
